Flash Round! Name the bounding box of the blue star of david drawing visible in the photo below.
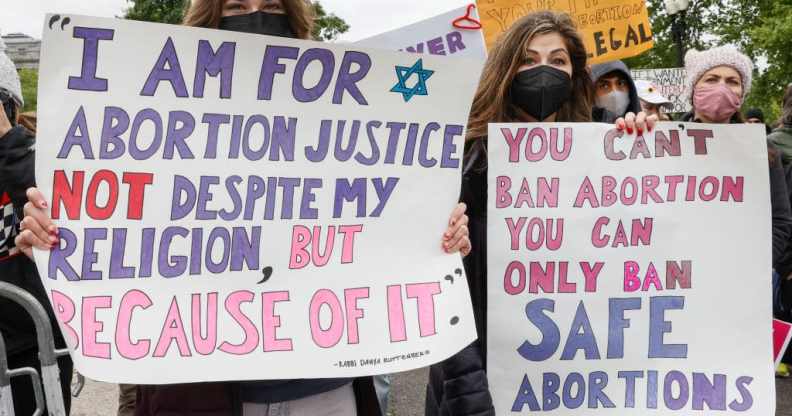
[390,59,435,102]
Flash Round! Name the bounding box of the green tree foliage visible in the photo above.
[124,0,187,24]
[624,0,792,123]
[312,2,349,41]
[18,69,37,112]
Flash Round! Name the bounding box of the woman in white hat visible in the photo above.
[635,79,673,121]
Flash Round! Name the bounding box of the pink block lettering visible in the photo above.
[406,283,441,337]
[116,290,152,360]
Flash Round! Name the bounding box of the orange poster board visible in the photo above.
[477,0,654,64]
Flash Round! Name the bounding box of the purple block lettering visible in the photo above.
[129,108,163,160]
[164,111,196,159]
[81,228,108,280]
[258,46,299,100]
[58,106,94,159]
[140,37,189,98]
[68,27,114,91]
[293,48,334,102]
[194,40,236,99]
[333,51,370,105]
[109,228,134,278]
[99,106,130,159]
[48,227,80,281]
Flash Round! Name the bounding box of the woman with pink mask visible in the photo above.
[680,45,792,267]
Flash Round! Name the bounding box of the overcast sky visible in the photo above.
[0,0,471,41]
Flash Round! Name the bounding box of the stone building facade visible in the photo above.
[1,33,41,70]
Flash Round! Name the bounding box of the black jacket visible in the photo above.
[680,112,792,266]
[426,139,494,416]
[778,164,792,279]
[0,125,66,355]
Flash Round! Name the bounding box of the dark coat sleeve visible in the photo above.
[769,142,792,268]
[0,125,36,204]
[439,340,495,416]
[776,165,792,278]
[426,140,495,416]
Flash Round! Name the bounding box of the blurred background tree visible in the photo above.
[124,0,187,24]
[312,2,349,41]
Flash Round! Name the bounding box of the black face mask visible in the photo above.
[509,65,572,121]
[219,11,296,38]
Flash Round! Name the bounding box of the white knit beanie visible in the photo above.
[0,37,23,107]
[683,45,753,104]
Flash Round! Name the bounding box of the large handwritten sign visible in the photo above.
[631,67,690,114]
[356,5,487,62]
[477,0,653,64]
[487,122,773,413]
[34,15,481,384]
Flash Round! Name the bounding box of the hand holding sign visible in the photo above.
[487,122,773,413]
[33,14,482,384]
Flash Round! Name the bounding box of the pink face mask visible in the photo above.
[693,84,742,123]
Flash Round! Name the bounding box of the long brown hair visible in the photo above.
[466,11,593,141]
[18,111,36,134]
[183,0,315,40]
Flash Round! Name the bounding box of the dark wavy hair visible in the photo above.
[466,11,593,141]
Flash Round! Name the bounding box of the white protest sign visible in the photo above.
[631,68,690,114]
[487,122,773,414]
[355,4,487,62]
[35,14,481,384]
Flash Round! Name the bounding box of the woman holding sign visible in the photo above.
[679,46,792,267]
[425,10,656,416]
[17,0,471,415]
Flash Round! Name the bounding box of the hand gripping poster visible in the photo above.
[34,15,481,384]
[487,122,774,414]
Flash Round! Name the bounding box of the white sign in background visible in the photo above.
[631,68,690,114]
[356,4,487,62]
[35,15,481,384]
[487,122,773,414]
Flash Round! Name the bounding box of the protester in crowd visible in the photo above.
[769,84,792,352]
[590,60,642,122]
[769,85,792,165]
[425,11,656,416]
[745,107,773,134]
[0,38,73,415]
[15,1,470,415]
[680,46,792,266]
[635,79,673,121]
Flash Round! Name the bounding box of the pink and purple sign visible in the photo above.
[34,14,482,384]
[487,122,775,414]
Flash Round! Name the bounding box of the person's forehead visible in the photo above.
[703,66,741,78]
[600,71,627,82]
[526,33,568,53]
